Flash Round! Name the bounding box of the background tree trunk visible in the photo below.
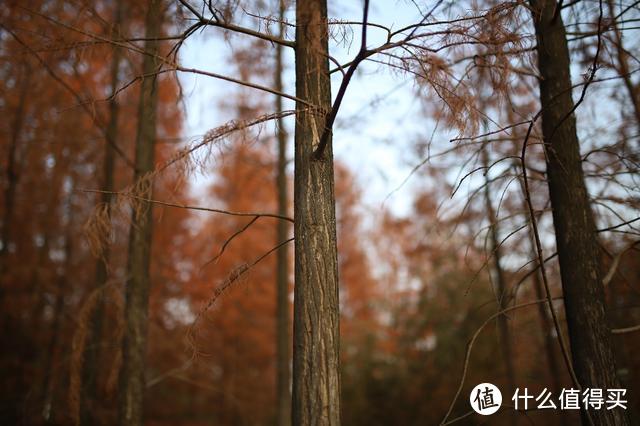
[518,174,568,425]
[81,2,123,423]
[292,0,341,424]
[118,1,161,425]
[480,146,515,426]
[41,194,74,424]
[0,63,31,304]
[529,1,630,424]
[606,0,640,133]
[275,1,291,425]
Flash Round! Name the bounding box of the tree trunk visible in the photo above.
[606,0,640,133]
[529,2,630,424]
[41,195,74,424]
[292,0,340,424]
[480,146,515,425]
[82,2,123,423]
[118,1,161,424]
[0,64,31,298]
[275,1,291,425]
[518,175,568,424]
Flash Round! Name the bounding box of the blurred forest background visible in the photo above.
[0,0,638,425]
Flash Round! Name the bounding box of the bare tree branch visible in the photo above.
[80,190,294,223]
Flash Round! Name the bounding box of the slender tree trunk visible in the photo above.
[81,2,123,423]
[275,1,291,425]
[292,0,340,424]
[41,196,74,424]
[480,147,515,425]
[118,1,161,424]
[606,0,640,133]
[41,258,68,424]
[530,257,565,385]
[518,176,567,425]
[0,64,31,303]
[529,2,630,424]
[531,271,572,426]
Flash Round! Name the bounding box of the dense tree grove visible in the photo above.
[1,0,638,425]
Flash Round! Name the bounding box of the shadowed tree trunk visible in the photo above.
[118,1,161,424]
[0,63,31,309]
[41,194,74,424]
[81,2,123,423]
[530,250,566,395]
[275,1,291,425]
[292,0,341,424]
[529,1,630,424]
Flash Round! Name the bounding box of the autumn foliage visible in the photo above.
[1,1,639,425]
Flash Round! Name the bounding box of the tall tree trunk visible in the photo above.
[480,146,515,425]
[606,0,640,133]
[529,2,630,424]
[118,1,161,424]
[41,195,74,424]
[0,64,31,305]
[82,2,123,423]
[275,1,291,425]
[292,0,340,424]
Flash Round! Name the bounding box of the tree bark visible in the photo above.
[275,1,291,425]
[82,2,123,423]
[292,0,341,424]
[529,2,630,424]
[118,1,161,425]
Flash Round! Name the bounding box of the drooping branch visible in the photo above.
[81,189,294,223]
[186,237,295,358]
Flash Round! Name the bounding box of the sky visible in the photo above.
[175,0,638,238]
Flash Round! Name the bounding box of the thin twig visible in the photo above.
[201,216,260,269]
[520,115,581,391]
[440,297,563,425]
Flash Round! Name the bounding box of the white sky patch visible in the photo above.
[165,297,196,327]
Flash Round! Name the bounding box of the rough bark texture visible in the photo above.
[529,2,630,425]
[82,3,122,423]
[275,1,291,425]
[118,1,161,425]
[292,0,341,424]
